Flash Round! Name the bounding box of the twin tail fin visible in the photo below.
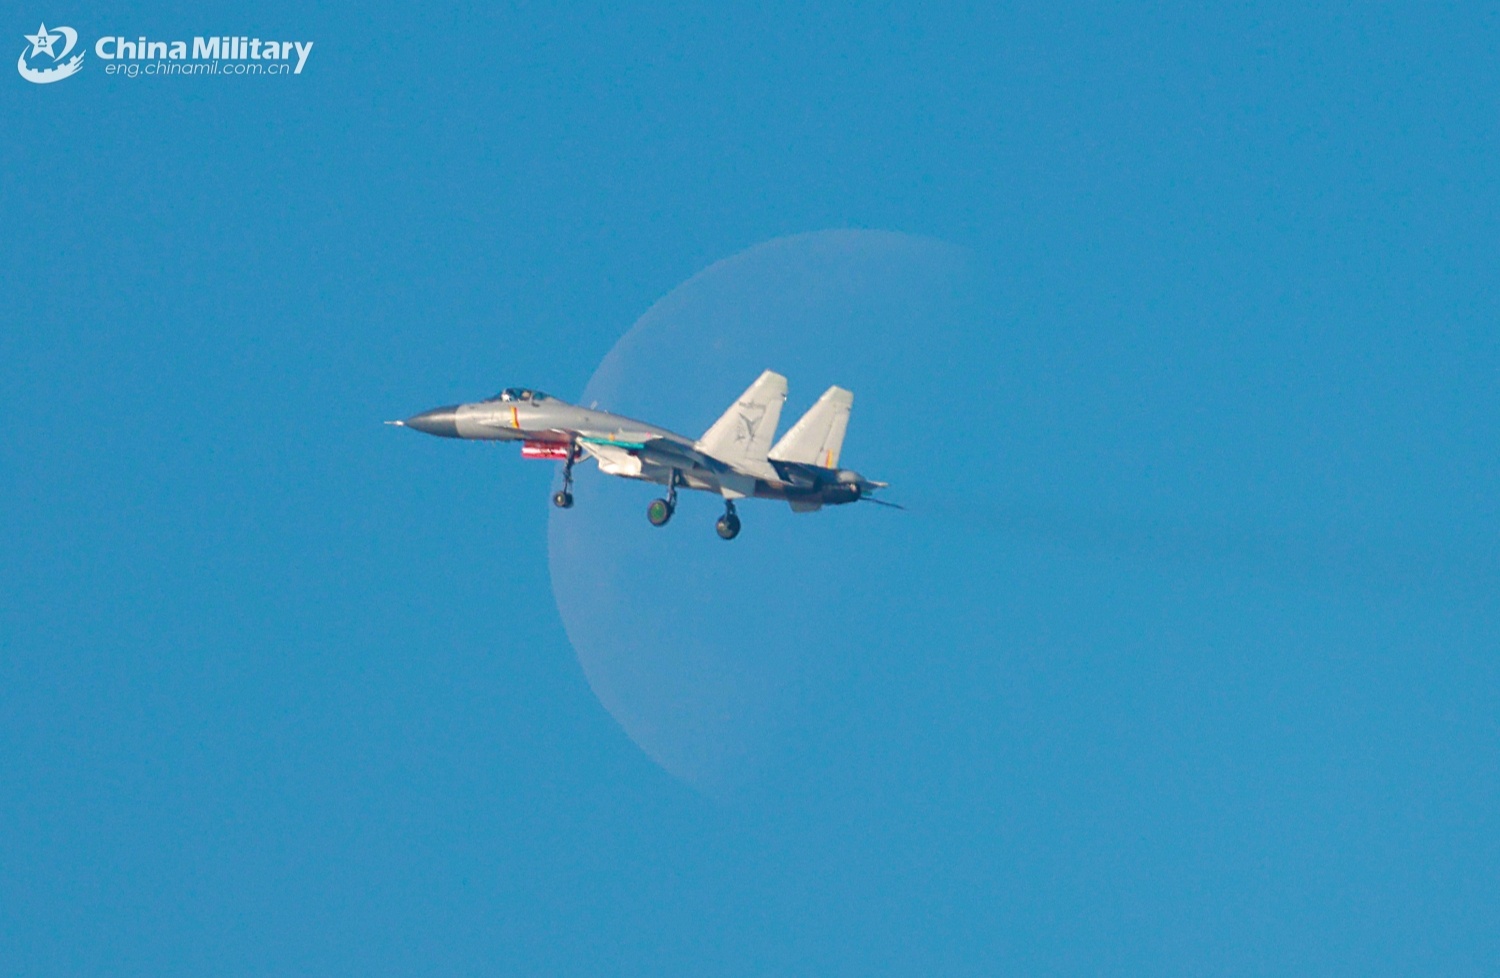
[769,385,852,469]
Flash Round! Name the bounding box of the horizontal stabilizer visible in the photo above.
[696,370,787,478]
[769,385,853,469]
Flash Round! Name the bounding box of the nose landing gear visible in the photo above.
[552,441,578,509]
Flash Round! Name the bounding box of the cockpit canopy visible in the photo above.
[488,387,552,403]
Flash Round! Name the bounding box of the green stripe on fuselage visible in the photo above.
[580,436,649,449]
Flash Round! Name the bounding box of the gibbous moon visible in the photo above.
[547,230,980,796]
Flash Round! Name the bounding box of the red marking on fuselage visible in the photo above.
[521,441,571,460]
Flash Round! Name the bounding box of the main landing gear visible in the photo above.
[552,442,577,509]
[715,501,741,540]
[647,471,679,526]
[645,473,743,540]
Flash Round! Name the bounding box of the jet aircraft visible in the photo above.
[390,370,895,539]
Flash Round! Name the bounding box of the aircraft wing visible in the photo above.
[578,434,791,499]
[577,434,722,473]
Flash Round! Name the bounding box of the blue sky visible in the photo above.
[3,3,1498,975]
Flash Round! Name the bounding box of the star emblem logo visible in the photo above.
[17,22,83,84]
[24,23,61,58]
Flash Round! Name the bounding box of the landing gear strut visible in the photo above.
[552,441,577,509]
[715,500,741,540]
[647,470,679,527]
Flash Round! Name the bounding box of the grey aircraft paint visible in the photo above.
[391,372,893,539]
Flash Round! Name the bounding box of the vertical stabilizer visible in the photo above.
[769,385,853,469]
[696,370,788,477]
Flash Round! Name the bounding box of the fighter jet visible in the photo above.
[389,370,895,539]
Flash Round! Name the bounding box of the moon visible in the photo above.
[546,230,983,796]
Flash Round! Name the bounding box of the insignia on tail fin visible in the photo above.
[695,370,788,479]
[769,385,853,469]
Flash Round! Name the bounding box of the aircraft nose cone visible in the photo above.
[403,405,461,438]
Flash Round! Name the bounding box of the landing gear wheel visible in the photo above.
[715,511,741,540]
[647,498,674,526]
[552,441,578,510]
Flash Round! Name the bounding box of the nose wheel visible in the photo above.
[715,501,741,540]
[552,441,579,509]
